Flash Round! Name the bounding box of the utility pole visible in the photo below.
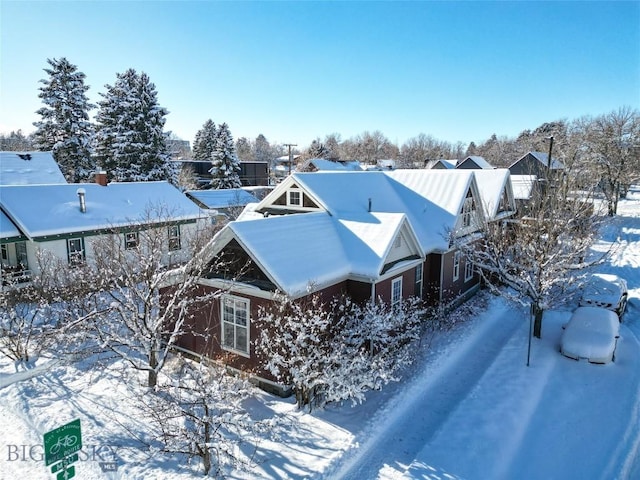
[283,143,297,175]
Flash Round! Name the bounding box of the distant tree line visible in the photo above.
[1,57,637,198]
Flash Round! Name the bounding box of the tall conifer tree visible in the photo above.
[192,119,217,161]
[33,57,95,182]
[94,69,171,181]
[210,123,242,189]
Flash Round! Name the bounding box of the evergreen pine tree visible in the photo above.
[192,119,217,161]
[32,57,95,182]
[210,123,242,189]
[94,69,171,182]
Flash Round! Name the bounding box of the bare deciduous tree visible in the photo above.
[89,206,217,388]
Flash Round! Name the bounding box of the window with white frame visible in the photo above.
[415,263,423,297]
[453,251,461,281]
[1,244,7,263]
[67,238,85,266]
[168,225,181,251]
[461,194,475,228]
[221,295,250,355]
[287,189,301,206]
[464,258,474,282]
[124,232,139,250]
[391,277,403,307]
[393,234,403,249]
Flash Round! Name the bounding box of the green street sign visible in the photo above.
[56,464,75,480]
[43,419,82,466]
[51,453,79,473]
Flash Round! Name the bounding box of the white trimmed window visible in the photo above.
[168,225,181,251]
[1,244,7,263]
[67,238,85,266]
[222,295,250,355]
[391,277,403,307]
[287,189,301,206]
[124,232,139,250]
[462,195,475,228]
[415,263,423,297]
[464,259,474,282]
[453,251,461,281]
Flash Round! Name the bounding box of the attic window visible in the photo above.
[499,189,509,212]
[461,195,475,228]
[287,190,301,206]
[393,235,403,249]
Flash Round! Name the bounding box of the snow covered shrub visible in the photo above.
[0,250,99,363]
[136,356,272,476]
[255,294,425,411]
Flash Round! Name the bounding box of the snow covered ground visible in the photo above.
[1,187,639,479]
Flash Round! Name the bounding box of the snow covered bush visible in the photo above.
[0,250,100,364]
[255,294,424,411]
[135,356,273,476]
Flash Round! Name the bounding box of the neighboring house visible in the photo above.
[272,155,301,182]
[0,178,208,281]
[174,160,269,187]
[171,169,490,394]
[0,151,67,185]
[430,159,458,170]
[508,151,564,178]
[457,156,493,170]
[510,175,541,217]
[186,188,259,219]
[298,158,363,172]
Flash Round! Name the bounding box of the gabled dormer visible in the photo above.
[379,221,423,275]
[255,176,324,216]
[453,184,485,238]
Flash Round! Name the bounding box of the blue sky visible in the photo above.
[1,1,638,150]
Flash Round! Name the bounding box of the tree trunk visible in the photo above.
[202,404,211,475]
[533,303,544,339]
[148,349,158,388]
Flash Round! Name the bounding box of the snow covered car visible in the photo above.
[579,273,628,319]
[560,307,620,364]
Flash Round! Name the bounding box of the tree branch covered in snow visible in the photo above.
[133,356,274,476]
[87,206,218,388]
[255,294,424,411]
[456,172,602,338]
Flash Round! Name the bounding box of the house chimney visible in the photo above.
[95,170,108,186]
[77,188,86,213]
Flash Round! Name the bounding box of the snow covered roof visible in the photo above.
[511,175,538,200]
[0,151,67,185]
[430,159,457,169]
[458,156,493,169]
[472,169,514,220]
[218,209,423,297]
[305,159,363,171]
[186,188,259,209]
[0,181,206,240]
[283,169,478,253]
[0,210,23,240]
[514,151,564,170]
